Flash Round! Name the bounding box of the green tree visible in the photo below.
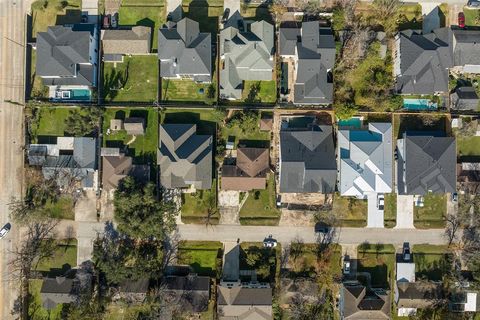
[114,176,176,240]
[64,107,103,136]
[334,103,359,120]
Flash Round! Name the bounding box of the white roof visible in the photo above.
[465,292,478,312]
[396,262,416,282]
[57,136,75,150]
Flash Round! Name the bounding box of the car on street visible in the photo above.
[111,12,119,28]
[377,194,385,211]
[458,12,466,28]
[343,255,351,275]
[403,242,411,261]
[263,235,277,248]
[314,222,330,234]
[0,223,11,239]
[103,14,110,29]
[467,0,480,8]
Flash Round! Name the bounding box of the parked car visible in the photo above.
[263,235,277,248]
[103,14,110,29]
[81,14,88,23]
[111,12,119,28]
[458,12,466,28]
[452,192,458,202]
[343,255,351,275]
[394,147,398,160]
[315,222,330,234]
[0,223,11,239]
[377,194,385,211]
[222,8,230,23]
[467,0,480,8]
[402,242,411,261]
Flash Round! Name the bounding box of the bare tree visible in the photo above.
[445,213,462,247]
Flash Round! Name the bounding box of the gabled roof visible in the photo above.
[102,154,132,190]
[164,275,210,292]
[101,26,151,54]
[451,86,480,110]
[338,123,393,197]
[221,147,269,190]
[217,286,272,306]
[36,24,96,86]
[280,124,336,193]
[236,147,269,177]
[395,28,452,94]
[118,279,150,293]
[396,281,444,309]
[158,124,213,189]
[158,17,212,80]
[342,283,390,320]
[397,133,456,195]
[451,28,480,67]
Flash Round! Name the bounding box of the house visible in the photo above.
[36,24,99,100]
[279,121,336,193]
[219,12,274,100]
[340,282,391,320]
[221,147,269,191]
[279,22,335,104]
[158,17,212,83]
[101,148,150,190]
[163,275,210,312]
[450,290,480,312]
[101,26,151,61]
[396,133,456,195]
[115,279,150,303]
[451,87,479,111]
[394,29,452,95]
[450,28,480,74]
[28,137,98,190]
[124,117,146,135]
[338,123,393,198]
[457,162,480,194]
[158,124,213,190]
[41,271,92,309]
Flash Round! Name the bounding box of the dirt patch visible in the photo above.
[279,209,314,226]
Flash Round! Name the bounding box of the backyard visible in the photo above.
[395,114,448,139]
[239,174,280,226]
[31,107,72,138]
[29,279,64,320]
[161,109,217,135]
[414,194,446,228]
[177,241,223,277]
[241,81,277,104]
[118,5,165,50]
[161,79,216,104]
[457,136,480,157]
[181,180,218,224]
[384,193,397,228]
[357,244,395,289]
[332,193,367,227]
[34,239,78,273]
[412,245,453,281]
[102,56,158,102]
[103,107,159,165]
[221,110,270,148]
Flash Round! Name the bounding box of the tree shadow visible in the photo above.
[238,139,269,148]
[163,112,216,135]
[245,81,261,103]
[114,110,126,120]
[135,18,155,50]
[102,62,129,101]
[398,114,447,139]
[55,9,82,25]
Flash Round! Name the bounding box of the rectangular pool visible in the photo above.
[53,89,91,101]
[403,98,437,111]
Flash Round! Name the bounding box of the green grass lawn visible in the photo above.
[333,193,367,227]
[464,8,480,26]
[457,136,480,157]
[241,80,277,104]
[414,194,446,229]
[118,5,165,50]
[239,174,280,226]
[103,56,158,102]
[161,109,217,135]
[29,279,64,320]
[357,244,395,289]
[241,4,273,23]
[31,0,82,37]
[398,3,422,30]
[122,0,165,5]
[103,107,159,165]
[35,239,78,273]
[29,49,48,98]
[162,79,215,104]
[33,107,72,138]
[181,180,218,224]
[220,111,270,147]
[412,245,452,281]
[384,193,397,228]
[44,196,75,220]
[183,1,223,34]
[177,241,223,277]
[287,243,342,281]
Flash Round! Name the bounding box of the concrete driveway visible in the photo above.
[367,194,384,228]
[75,190,98,222]
[395,195,415,229]
[422,3,441,33]
[166,0,182,22]
[224,0,240,15]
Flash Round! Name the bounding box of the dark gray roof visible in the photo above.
[36,24,96,86]
[279,124,336,193]
[451,86,480,110]
[164,275,210,292]
[41,276,77,309]
[395,28,452,94]
[158,18,212,82]
[41,277,75,294]
[119,279,149,293]
[451,28,480,67]
[158,124,212,189]
[397,133,456,195]
[396,281,444,309]
[342,284,390,320]
[217,287,272,306]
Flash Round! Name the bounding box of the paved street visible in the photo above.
[0,0,27,317]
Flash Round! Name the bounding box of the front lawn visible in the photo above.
[384,193,397,228]
[35,239,78,273]
[29,279,64,319]
[239,174,280,226]
[241,4,273,23]
[357,244,395,289]
[177,241,223,277]
[102,56,158,103]
[332,193,367,227]
[242,80,277,104]
[414,194,446,229]
[44,196,75,220]
[457,136,480,157]
[464,8,480,26]
[182,0,223,34]
[412,245,453,281]
[240,242,279,283]
[103,107,159,165]
[31,0,82,37]
[118,5,165,50]
[161,79,215,104]
[398,3,422,30]
[181,180,218,224]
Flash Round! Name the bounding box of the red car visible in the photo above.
[103,14,111,29]
[458,12,466,28]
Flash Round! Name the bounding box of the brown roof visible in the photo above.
[457,163,480,194]
[342,283,390,320]
[101,26,152,54]
[260,116,273,131]
[221,147,269,191]
[124,117,145,135]
[102,155,132,190]
[396,281,444,309]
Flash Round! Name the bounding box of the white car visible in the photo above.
[263,235,277,248]
[0,223,11,239]
[343,255,351,275]
[377,194,385,211]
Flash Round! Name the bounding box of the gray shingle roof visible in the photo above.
[451,86,480,110]
[451,28,480,67]
[397,133,456,195]
[342,283,390,320]
[396,281,443,309]
[279,124,336,193]
[158,18,212,82]
[36,24,96,86]
[219,15,274,100]
[158,124,212,189]
[395,28,452,95]
[101,26,151,54]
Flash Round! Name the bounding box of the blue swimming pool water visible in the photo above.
[338,117,362,129]
[70,89,91,101]
[403,98,437,110]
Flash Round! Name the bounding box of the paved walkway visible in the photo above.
[367,194,384,228]
[395,195,415,229]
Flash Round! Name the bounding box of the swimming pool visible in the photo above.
[53,89,91,101]
[403,98,437,111]
[338,117,363,129]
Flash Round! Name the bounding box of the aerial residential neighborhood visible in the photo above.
[1,0,480,319]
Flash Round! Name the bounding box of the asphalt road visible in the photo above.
[0,0,27,318]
